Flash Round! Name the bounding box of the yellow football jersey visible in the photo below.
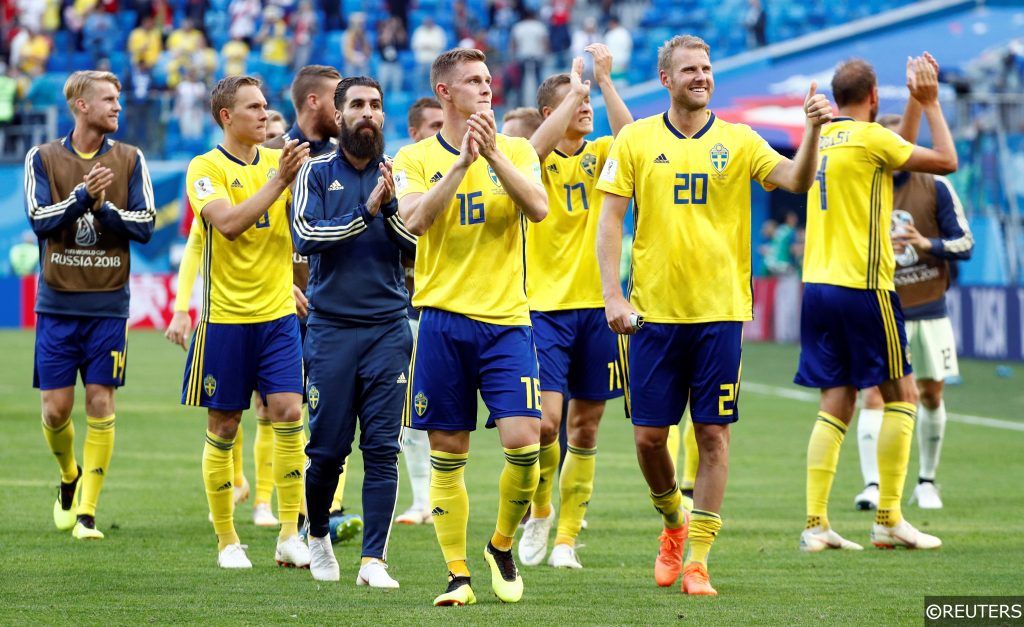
[596,112,783,323]
[526,135,613,311]
[803,118,915,291]
[393,132,542,325]
[185,145,295,324]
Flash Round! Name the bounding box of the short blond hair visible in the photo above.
[431,48,487,92]
[210,75,262,128]
[502,107,543,136]
[657,35,711,74]
[64,70,121,114]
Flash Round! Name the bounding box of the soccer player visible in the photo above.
[597,35,831,595]
[293,76,417,587]
[26,70,156,539]
[264,65,363,541]
[394,48,548,606]
[394,97,444,527]
[501,107,543,139]
[853,112,972,511]
[795,54,957,551]
[182,75,310,569]
[517,45,632,570]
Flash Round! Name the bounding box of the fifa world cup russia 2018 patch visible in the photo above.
[710,143,729,175]
[267,168,278,180]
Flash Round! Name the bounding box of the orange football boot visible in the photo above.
[654,512,689,587]
[682,562,718,596]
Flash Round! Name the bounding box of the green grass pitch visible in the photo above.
[1,330,1022,624]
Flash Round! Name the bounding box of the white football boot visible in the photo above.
[308,535,340,581]
[394,506,433,525]
[799,526,864,552]
[275,534,312,568]
[217,543,253,569]
[356,558,400,588]
[910,482,943,509]
[253,502,280,527]
[871,519,942,549]
[854,484,879,511]
[548,543,583,569]
[517,511,554,566]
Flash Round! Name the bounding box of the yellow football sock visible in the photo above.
[685,509,722,566]
[493,444,540,551]
[650,482,684,530]
[232,423,244,487]
[331,459,349,512]
[682,416,699,490]
[666,423,680,474]
[42,415,78,483]
[272,420,305,539]
[78,414,115,517]
[203,430,239,550]
[430,450,470,575]
[253,418,274,504]
[876,402,916,527]
[806,411,846,529]
[531,441,559,519]
[554,444,596,547]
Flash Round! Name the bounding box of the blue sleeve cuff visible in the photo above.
[74,184,95,208]
[929,238,944,255]
[358,203,375,223]
[381,198,399,218]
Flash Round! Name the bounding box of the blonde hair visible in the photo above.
[63,70,121,114]
[657,35,711,74]
[431,48,487,92]
[267,109,287,126]
[502,107,543,136]
[210,75,262,128]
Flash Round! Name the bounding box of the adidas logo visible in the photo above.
[546,163,558,173]
[217,481,233,491]
[231,178,243,188]
[431,506,448,517]
[396,372,407,384]
[580,500,590,508]
[284,469,302,480]
[91,467,105,476]
[509,499,530,506]
[653,153,669,164]
[328,179,344,191]
[429,171,443,183]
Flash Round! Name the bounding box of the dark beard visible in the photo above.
[314,107,340,140]
[339,119,384,160]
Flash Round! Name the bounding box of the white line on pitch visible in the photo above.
[743,382,1024,433]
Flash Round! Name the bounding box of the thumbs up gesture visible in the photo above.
[803,81,833,127]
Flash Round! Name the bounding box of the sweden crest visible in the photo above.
[203,374,217,397]
[308,385,320,409]
[487,165,501,187]
[580,153,597,177]
[710,143,729,174]
[414,391,428,416]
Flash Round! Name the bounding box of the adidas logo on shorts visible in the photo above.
[653,153,670,164]
[328,179,344,191]
[396,372,407,384]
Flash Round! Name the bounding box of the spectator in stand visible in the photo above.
[376,15,407,96]
[191,33,218,81]
[510,9,548,107]
[167,19,203,56]
[149,0,174,35]
[411,16,446,95]
[15,0,46,32]
[0,61,22,127]
[548,0,574,69]
[744,0,767,49]
[452,0,478,43]
[258,6,292,68]
[604,16,631,85]
[83,8,115,63]
[12,26,51,77]
[128,15,163,70]
[221,36,250,77]
[764,211,799,276]
[290,0,318,71]
[571,17,601,78]
[342,12,371,77]
[174,68,206,140]
[229,0,261,45]
[62,4,86,51]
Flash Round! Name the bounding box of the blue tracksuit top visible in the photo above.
[291,149,416,326]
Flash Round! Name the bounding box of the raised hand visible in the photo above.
[569,55,591,98]
[585,43,613,83]
[277,139,311,185]
[804,81,833,127]
[455,128,480,168]
[366,164,396,216]
[908,54,939,105]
